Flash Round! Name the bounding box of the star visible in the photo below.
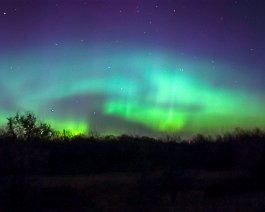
[3,12,7,15]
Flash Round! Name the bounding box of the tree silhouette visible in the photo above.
[6,112,55,140]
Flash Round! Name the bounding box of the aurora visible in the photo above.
[0,45,264,136]
[0,0,265,137]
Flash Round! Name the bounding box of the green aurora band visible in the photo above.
[0,45,264,136]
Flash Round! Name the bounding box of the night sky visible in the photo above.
[0,0,265,137]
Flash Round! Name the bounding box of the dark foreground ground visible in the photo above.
[1,129,265,211]
[1,171,265,211]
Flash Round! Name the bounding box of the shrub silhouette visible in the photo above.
[6,112,55,140]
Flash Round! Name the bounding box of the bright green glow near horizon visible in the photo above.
[0,112,88,136]
[46,119,89,136]
[0,45,265,136]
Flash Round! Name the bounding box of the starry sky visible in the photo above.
[0,0,265,137]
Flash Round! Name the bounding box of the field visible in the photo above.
[1,129,265,211]
[1,171,265,211]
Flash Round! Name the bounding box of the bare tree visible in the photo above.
[6,112,56,140]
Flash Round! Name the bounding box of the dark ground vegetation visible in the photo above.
[1,112,265,211]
